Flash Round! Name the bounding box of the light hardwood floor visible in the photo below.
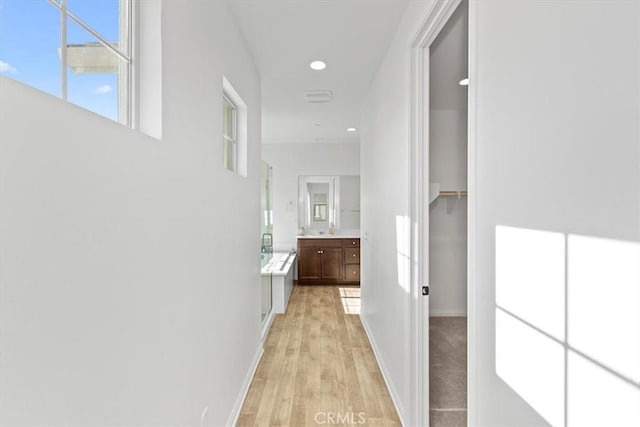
[237,285,401,426]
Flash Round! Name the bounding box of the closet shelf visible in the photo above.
[438,190,468,198]
[428,183,468,204]
[429,183,441,205]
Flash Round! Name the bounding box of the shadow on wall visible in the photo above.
[495,225,640,427]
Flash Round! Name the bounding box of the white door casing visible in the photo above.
[408,0,464,425]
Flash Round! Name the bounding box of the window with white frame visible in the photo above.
[222,76,247,176]
[0,0,132,125]
[223,94,237,172]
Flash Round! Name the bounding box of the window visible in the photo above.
[0,0,132,125]
[223,94,237,172]
[222,76,247,176]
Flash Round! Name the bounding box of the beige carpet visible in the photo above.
[429,316,467,426]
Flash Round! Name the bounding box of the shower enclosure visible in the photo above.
[261,161,274,323]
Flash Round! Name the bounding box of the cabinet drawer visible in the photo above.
[298,238,343,248]
[344,265,360,282]
[344,247,360,264]
[344,238,360,248]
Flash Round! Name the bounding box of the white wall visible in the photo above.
[359,1,435,422]
[339,175,361,230]
[0,1,262,425]
[429,0,468,317]
[262,143,360,251]
[470,1,640,426]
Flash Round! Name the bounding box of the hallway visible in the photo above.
[237,286,400,426]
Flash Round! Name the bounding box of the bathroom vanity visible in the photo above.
[295,174,360,285]
[297,236,360,285]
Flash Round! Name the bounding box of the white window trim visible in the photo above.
[133,0,162,139]
[223,94,238,172]
[47,0,133,126]
[222,76,248,177]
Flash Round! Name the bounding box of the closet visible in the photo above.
[428,1,468,426]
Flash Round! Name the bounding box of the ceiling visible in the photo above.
[228,0,410,144]
[429,0,468,111]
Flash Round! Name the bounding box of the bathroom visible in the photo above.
[259,142,361,326]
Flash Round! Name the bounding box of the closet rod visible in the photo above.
[439,190,468,198]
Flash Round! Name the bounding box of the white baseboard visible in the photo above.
[261,309,276,342]
[359,314,407,426]
[429,310,467,317]
[226,344,264,427]
[227,310,277,426]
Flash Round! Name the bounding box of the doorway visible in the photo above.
[427,1,469,425]
[408,0,468,425]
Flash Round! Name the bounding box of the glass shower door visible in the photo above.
[260,161,274,323]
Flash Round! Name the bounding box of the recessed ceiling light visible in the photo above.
[310,60,327,71]
[347,127,357,132]
[459,78,469,86]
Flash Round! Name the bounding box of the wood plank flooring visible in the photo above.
[237,285,401,426]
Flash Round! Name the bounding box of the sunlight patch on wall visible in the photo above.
[496,308,565,427]
[568,351,640,427]
[568,235,640,383]
[496,225,565,340]
[495,225,640,427]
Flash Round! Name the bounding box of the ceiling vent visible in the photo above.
[304,90,333,103]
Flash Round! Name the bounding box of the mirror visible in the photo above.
[313,203,327,221]
[299,176,334,230]
[308,181,330,224]
[298,175,360,232]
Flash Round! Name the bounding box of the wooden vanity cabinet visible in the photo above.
[297,238,360,285]
[297,246,342,280]
[297,239,342,281]
[343,239,360,283]
[297,246,322,279]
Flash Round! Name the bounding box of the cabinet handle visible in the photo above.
[352,241,356,245]
[318,250,324,254]
[352,254,356,257]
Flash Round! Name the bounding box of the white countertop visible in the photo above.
[297,235,360,239]
[297,230,360,239]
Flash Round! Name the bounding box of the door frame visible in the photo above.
[408,0,466,425]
